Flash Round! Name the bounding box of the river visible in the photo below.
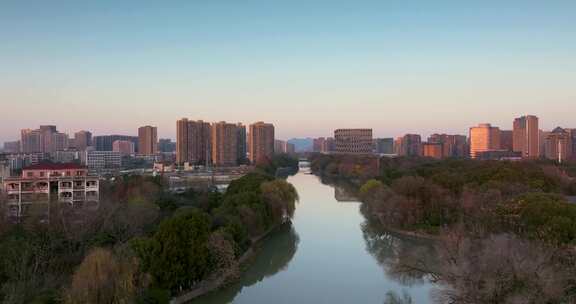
[192,166,437,303]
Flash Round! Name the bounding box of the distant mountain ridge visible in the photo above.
[287,138,314,152]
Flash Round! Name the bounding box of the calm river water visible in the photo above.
[192,166,436,304]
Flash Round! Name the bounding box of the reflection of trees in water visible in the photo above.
[191,224,299,303]
[334,185,359,202]
[383,291,413,304]
[364,217,575,304]
[361,216,439,288]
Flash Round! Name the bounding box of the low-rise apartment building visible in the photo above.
[2,163,99,218]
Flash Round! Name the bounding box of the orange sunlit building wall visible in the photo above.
[470,123,501,159]
[422,142,444,159]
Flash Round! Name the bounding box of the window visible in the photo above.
[66,171,71,176]
[27,172,33,177]
[39,172,45,177]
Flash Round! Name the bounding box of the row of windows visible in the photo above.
[25,170,85,178]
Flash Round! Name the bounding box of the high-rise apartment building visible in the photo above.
[211,122,238,167]
[544,127,573,163]
[3,141,21,153]
[313,137,324,152]
[539,130,549,157]
[39,125,57,153]
[513,115,540,159]
[112,140,135,156]
[249,122,275,164]
[334,129,373,154]
[21,126,69,154]
[374,138,394,154]
[568,129,576,160]
[427,134,468,158]
[21,129,43,153]
[158,139,176,153]
[51,132,69,153]
[274,140,295,154]
[469,123,501,159]
[422,142,443,159]
[176,119,212,166]
[93,135,139,152]
[176,119,189,164]
[275,140,286,154]
[500,130,514,151]
[396,134,422,157]
[313,137,336,153]
[138,126,158,156]
[324,137,335,153]
[74,130,92,151]
[236,123,247,164]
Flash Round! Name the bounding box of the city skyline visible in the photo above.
[1,1,575,143]
[1,113,573,147]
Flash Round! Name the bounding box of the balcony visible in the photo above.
[6,194,19,204]
[17,194,49,204]
[21,183,35,192]
[59,191,73,201]
[86,191,99,201]
[5,188,21,195]
[35,182,49,191]
[6,183,20,192]
[7,206,19,217]
[73,191,86,201]
[86,181,99,189]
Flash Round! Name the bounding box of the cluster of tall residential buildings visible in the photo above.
[176,119,276,167]
[2,125,176,172]
[469,115,576,162]
[275,140,296,155]
[308,115,575,162]
[2,114,575,177]
[2,119,279,174]
[311,130,467,159]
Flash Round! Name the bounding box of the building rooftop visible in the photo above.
[23,163,86,170]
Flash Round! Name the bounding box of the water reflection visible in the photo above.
[361,216,438,287]
[192,224,299,303]
[191,172,436,303]
[334,185,359,202]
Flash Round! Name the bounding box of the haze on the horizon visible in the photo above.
[1,0,575,144]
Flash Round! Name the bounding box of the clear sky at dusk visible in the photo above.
[1,0,575,143]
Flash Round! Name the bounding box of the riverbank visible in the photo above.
[368,213,442,241]
[171,222,291,304]
[314,171,441,241]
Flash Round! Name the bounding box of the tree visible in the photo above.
[498,193,576,245]
[256,153,299,176]
[225,172,274,196]
[64,247,145,304]
[359,179,386,203]
[207,230,239,279]
[433,233,573,304]
[261,179,299,224]
[383,291,413,304]
[131,209,213,293]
